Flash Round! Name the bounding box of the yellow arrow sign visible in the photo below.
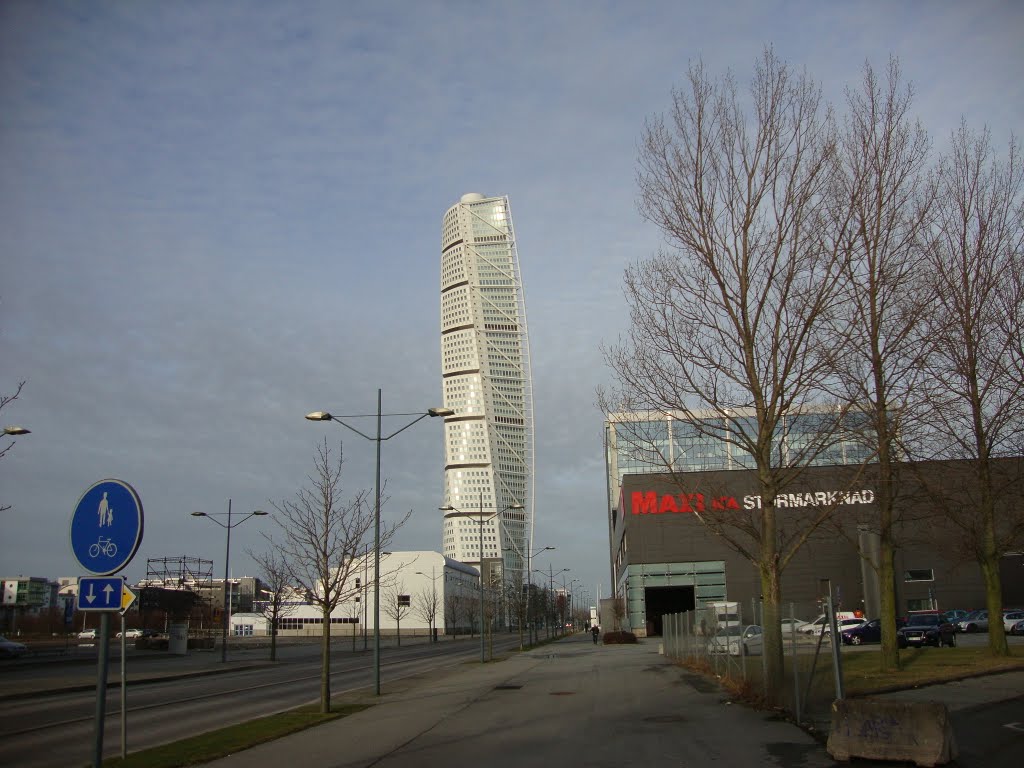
[120,583,138,614]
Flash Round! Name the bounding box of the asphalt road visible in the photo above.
[0,633,526,768]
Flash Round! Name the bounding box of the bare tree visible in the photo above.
[604,48,848,698]
[827,58,934,671]
[444,592,462,637]
[414,581,441,643]
[914,123,1024,656]
[1,380,26,512]
[382,581,410,646]
[503,570,528,649]
[270,438,407,713]
[247,539,299,662]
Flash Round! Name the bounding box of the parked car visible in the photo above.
[942,609,970,624]
[1002,611,1024,632]
[780,618,809,635]
[0,635,28,659]
[116,628,143,639]
[709,624,763,656]
[824,618,867,636]
[898,613,956,648]
[1010,619,1024,636]
[77,628,97,640]
[841,618,882,645]
[957,610,988,633]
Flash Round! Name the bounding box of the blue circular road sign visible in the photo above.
[70,479,144,575]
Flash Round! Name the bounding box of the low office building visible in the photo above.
[258,551,480,638]
[611,459,1024,636]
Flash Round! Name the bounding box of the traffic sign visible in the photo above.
[78,577,129,611]
[120,583,138,614]
[70,479,144,575]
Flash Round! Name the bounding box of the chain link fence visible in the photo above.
[661,600,846,729]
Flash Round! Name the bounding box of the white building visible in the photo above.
[438,193,535,584]
[261,551,480,638]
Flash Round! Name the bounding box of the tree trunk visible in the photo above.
[320,604,331,713]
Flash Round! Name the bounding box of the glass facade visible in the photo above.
[439,194,534,580]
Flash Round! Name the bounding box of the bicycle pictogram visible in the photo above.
[88,536,118,559]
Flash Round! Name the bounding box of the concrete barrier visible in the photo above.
[827,698,958,766]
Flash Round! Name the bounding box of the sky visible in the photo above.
[2,0,1022,604]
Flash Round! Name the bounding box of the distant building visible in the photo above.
[1,575,58,631]
[439,193,534,583]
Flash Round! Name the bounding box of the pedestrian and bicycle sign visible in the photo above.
[70,479,144,575]
[77,577,138,613]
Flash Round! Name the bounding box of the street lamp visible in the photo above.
[190,501,267,663]
[2,426,30,435]
[534,566,570,638]
[307,389,451,695]
[526,545,555,645]
[439,496,524,663]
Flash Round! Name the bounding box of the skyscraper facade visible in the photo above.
[439,193,534,584]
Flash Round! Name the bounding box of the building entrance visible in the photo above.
[643,585,695,636]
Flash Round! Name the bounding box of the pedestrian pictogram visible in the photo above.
[70,479,144,575]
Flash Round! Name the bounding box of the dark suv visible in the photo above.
[897,613,956,648]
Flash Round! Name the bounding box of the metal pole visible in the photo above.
[363,543,368,650]
[222,499,232,663]
[120,612,127,758]
[527,549,533,646]
[825,580,845,700]
[479,493,485,664]
[92,612,111,768]
[374,389,382,695]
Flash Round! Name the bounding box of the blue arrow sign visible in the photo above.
[77,577,126,611]
[70,479,144,575]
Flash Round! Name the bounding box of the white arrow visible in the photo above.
[86,584,96,604]
[1006,722,1024,733]
[103,583,114,605]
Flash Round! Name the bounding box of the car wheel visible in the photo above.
[851,635,863,645]
[966,624,976,633]
[947,635,956,647]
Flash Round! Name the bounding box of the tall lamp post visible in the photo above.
[306,389,451,695]
[439,496,524,663]
[535,566,570,638]
[526,545,555,645]
[415,567,442,642]
[191,501,268,663]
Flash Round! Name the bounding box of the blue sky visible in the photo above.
[2,0,1022,602]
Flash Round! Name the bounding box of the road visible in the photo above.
[0,633,527,768]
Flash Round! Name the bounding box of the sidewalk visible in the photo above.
[205,633,839,768]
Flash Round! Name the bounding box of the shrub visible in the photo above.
[602,630,638,644]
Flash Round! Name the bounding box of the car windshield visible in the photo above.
[714,626,742,637]
[964,610,985,619]
[910,615,940,625]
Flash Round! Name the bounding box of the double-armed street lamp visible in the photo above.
[439,495,524,663]
[534,566,570,637]
[2,426,30,436]
[306,389,452,695]
[190,501,268,662]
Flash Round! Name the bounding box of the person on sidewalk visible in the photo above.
[591,625,600,644]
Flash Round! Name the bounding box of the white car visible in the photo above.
[1002,610,1024,632]
[0,635,28,659]
[77,628,97,640]
[780,618,809,634]
[116,628,143,639]
[709,624,763,656]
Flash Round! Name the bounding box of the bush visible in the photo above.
[602,630,638,644]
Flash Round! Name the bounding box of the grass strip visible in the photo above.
[101,702,370,768]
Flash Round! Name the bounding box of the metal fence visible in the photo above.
[661,600,845,729]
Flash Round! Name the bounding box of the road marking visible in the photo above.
[1005,722,1024,733]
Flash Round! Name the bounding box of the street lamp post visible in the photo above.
[439,496,524,663]
[535,565,569,638]
[190,500,268,663]
[526,545,554,645]
[306,390,451,695]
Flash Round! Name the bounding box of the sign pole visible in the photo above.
[92,612,111,768]
[120,612,127,758]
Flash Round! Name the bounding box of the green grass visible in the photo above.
[101,702,370,768]
[840,645,1024,695]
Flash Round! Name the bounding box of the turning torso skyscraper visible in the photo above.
[439,193,534,584]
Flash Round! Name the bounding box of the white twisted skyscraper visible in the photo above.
[439,193,534,584]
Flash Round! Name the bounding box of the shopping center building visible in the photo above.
[604,410,1024,636]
